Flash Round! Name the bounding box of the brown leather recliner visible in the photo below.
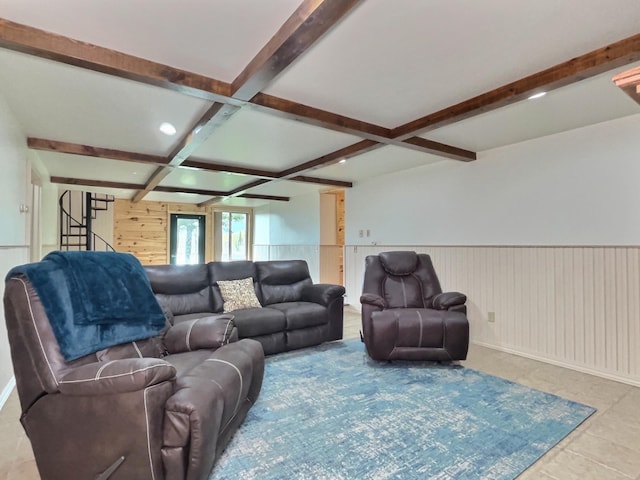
[3,257,264,480]
[360,251,469,361]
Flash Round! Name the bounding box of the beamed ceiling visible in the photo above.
[1,0,640,207]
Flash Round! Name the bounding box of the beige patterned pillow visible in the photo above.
[217,277,262,313]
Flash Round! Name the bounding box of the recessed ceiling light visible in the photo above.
[159,122,177,136]
[527,92,547,100]
[339,159,347,164]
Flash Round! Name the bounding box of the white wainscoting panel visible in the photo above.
[344,245,640,386]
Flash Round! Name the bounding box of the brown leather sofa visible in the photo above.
[360,251,469,361]
[4,254,264,480]
[145,259,346,355]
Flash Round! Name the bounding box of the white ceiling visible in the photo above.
[194,108,361,171]
[0,0,639,207]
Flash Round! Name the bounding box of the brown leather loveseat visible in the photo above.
[3,251,264,480]
[145,259,346,355]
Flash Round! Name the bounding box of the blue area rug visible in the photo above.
[210,340,595,479]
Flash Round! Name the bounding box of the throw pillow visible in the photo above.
[217,277,262,312]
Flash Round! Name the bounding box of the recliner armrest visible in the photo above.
[164,315,237,354]
[59,358,176,396]
[432,291,467,310]
[301,284,345,306]
[360,293,386,309]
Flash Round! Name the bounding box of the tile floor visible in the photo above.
[1,306,639,479]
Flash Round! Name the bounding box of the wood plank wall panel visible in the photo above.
[319,245,342,285]
[335,190,345,245]
[113,200,168,265]
[344,245,640,386]
[335,190,345,283]
[113,199,212,265]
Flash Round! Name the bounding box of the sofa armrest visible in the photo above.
[164,315,238,354]
[432,292,467,310]
[360,293,386,310]
[301,283,345,306]
[59,358,176,396]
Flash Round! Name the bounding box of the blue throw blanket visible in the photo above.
[6,251,167,361]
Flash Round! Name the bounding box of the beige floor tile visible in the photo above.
[518,466,562,480]
[523,363,596,389]
[541,450,633,480]
[611,388,640,417]
[7,458,39,480]
[565,431,640,478]
[586,410,640,453]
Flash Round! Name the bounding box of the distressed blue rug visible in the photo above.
[210,340,595,479]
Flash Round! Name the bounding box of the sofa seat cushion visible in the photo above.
[267,302,327,330]
[230,307,286,337]
[164,350,213,377]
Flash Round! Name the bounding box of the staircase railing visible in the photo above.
[59,190,115,252]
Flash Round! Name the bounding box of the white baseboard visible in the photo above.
[0,376,16,410]
[471,340,640,388]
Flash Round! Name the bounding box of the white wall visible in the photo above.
[259,192,321,244]
[40,182,58,256]
[347,113,640,246]
[0,95,30,406]
[319,193,337,245]
[253,192,322,281]
[344,113,640,385]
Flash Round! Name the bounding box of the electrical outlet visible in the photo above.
[359,229,364,238]
[488,311,496,323]
[366,229,370,237]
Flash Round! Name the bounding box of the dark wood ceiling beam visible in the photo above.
[227,179,273,196]
[278,139,382,178]
[154,185,234,196]
[291,176,352,187]
[51,176,289,202]
[167,103,240,166]
[131,102,240,202]
[27,137,169,166]
[249,93,391,139]
[238,193,289,201]
[197,179,274,207]
[51,177,141,190]
[182,159,279,178]
[249,95,474,160]
[613,65,640,106]
[393,137,476,161]
[0,18,232,102]
[231,0,363,101]
[27,136,354,188]
[184,158,351,187]
[392,32,640,139]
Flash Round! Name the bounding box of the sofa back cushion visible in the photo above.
[144,264,212,315]
[208,261,261,312]
[255,260,313,305]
